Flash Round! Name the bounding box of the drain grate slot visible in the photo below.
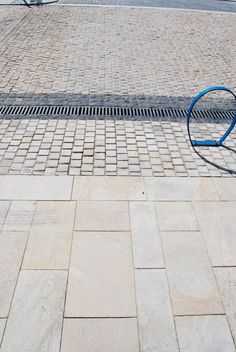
[0,104,234,121]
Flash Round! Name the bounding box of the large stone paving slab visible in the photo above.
[0,201,10,230]
[194,202,236,266]
[72,176,146,200]
[135,269,179,352]
[161,231,224,315]
[0,231,28,317]
[23,201,76,269]
[75,200,130,231]
[130,202,164,268]
[0,175,73,200]
[0,319,6,345]
[61,318,139,352]
[0,176,235,350]
[1,270,67,352]
[2,201,36,232]
[65,231,136,317]
[175,316,235,352]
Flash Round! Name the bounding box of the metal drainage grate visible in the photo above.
[0,105,235,120]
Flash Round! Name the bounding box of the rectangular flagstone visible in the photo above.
[156,202,199,231]
[2,201,36,232]
[215,267,236,343]
[145,177,219,201]
[130,202,164,268]
[65,232,136,317]
[176,316,235,352]
[213,178,236,200]
[194,202,236,266]
[0,231,28,317]
[0,319,6,344]
[135,270,178,352]
[0,201,10,230]
[23,201,76,269]
[75,201,130,231]
[61,318,139,352]
[161,231,224,315]
[72,176,146,200]
[1,270,67,352]
[0,176,73,200]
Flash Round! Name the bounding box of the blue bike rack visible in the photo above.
[187,86,236,147]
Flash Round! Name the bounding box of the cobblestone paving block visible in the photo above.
[0,119,236,176]
[0,6,235,107]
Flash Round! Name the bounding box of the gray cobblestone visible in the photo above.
[0,118,236,176]
[0,6,235,108]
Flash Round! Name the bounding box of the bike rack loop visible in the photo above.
[187,86,236,147]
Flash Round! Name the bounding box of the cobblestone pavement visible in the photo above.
[0,6,236,107]
[0,118,235,176]
[2,0,236,13]
[56,0,236,13]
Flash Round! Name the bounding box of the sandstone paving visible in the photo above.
[0,176,73,200]
[75,200,130,231]
[0,201,10,230]
[0,319,6,345]
[215,267,236,344]
[0,175,235,350]
[213,178,236,200]
[145,177,220,201]
[61,318,139,352]
[193,202,236,266]
[0,270,67,352]
[23,201,76,269]
[130,201,164,268]
[2,201,36,232]
[65,231,136,317]
[175,315,235,352]
[155,201,199,231]
[161,231,224,315]
[135,269,179,352]
[72,176,146,200]
[0,231,28,318]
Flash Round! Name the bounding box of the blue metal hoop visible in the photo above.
[187,86,236,147]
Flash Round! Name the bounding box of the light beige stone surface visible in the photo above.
[215,267,236,343]
[65,232,136,317]
[0,201,10,230]
[130,202,164,268]
[72,176,146,200]
[75,201,130,231]
[213,178,236,200]
[135,269,178,352]
[0,231,28,317]
[194,202,236,266]
[156,202,199,231]
[1,270,67,352]
[2,201,36,232]
[61,318,139,352]
[0,176,73,200]
[161,231,224,315]
[0,319,6,345]
[145,177,219,201]
[23,201,76,269]
[176,315,235,352]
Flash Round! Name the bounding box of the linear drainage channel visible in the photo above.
[0,105,234,121]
